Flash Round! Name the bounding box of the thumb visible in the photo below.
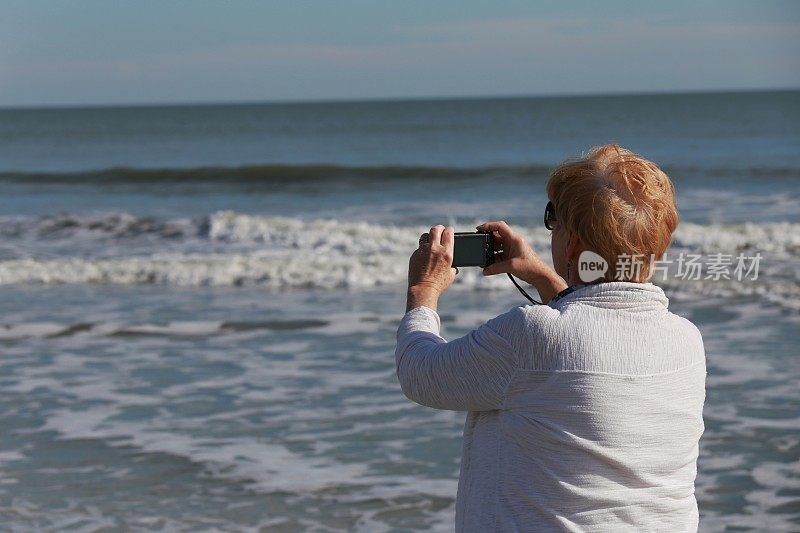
[482,260,512,277]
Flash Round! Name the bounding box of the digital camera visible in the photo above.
[453,232,496,268]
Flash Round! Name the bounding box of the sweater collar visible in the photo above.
[548,281,670,312]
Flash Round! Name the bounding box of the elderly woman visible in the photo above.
[396,144,706,532]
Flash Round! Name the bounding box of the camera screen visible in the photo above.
[453,234,491,267]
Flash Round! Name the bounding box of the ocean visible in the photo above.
[0,90,798,531]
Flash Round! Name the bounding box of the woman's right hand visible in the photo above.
[476,221,557,286]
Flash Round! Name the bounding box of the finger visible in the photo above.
[477,220,513,238]
[442,226,455,252]
[478,221,509,230]
[477,226,506,254]
[429,225,445,246]
[491,231,505,246]
[418,232,430,246]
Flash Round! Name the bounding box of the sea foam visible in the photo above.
[0,211,797,309]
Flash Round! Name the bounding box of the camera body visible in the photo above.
[453,232,496,268]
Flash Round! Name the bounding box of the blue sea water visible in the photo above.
[0,90,798,531]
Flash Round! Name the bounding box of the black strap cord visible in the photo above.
[507,273,543,305]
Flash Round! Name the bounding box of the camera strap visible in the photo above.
[507,273,543,306]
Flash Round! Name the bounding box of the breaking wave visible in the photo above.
[0,211,797,309]
[1,163,797,188]
[0,163,553,186]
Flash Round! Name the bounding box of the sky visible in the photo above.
[1,1,799,107]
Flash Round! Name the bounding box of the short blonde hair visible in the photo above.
[546,144,678,282]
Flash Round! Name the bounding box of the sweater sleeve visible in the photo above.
[395,305,523,411]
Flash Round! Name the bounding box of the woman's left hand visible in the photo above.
[408,225,457,296]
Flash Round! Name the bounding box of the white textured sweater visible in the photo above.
[395,282,707,532]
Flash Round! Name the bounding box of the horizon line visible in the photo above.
[1,85,798,112]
